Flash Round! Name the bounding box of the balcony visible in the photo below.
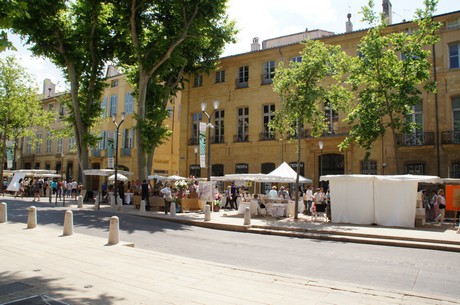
[289,126,351,139]
[441,130,460,144]
[260,74,273,85]
[121,147,131,157]
[259,131,276,141]
[235,78,248,89]
[397,132,434,146]
[234,134,249,143]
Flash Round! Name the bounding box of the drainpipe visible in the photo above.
[432,44,440,177]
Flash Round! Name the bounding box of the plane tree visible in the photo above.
[339,0,441,173]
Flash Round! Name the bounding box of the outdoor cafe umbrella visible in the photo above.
[108,173,129,182]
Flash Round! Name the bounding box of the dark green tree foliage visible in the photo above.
[111,0,236,180]
[340,0,440,172]
[9,0,115,185]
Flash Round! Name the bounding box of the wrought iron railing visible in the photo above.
[397,132,434,146]
[441,131,460,144]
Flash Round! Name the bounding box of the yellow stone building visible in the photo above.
[179,10,460,187]
[18,9,460,190]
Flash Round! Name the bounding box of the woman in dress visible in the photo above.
[435,189,446,224]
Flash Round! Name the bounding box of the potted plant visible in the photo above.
[213,199,221,212]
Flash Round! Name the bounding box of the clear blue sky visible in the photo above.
[2,0,459,93]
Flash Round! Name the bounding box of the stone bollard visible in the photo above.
[0,202,7,223]
[140,200,146,214]
[108,216,119,245]
[244,207,251,226]
[170,202,176,216]
[457,223,460,234]
[110,194,115,209]
[62,210,74,236]
[77,196,83,208]
[93,196,99,210]
[204,204,211,221]
[27,206,37,229]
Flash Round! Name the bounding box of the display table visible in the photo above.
[269,203,287,217]
[181,198,203,211]
[237,200,259,215]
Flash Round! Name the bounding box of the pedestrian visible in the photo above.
[161,181,172,214]
[118,181,125,205]
[141,180,150,211]
[268,185,278,200]
[428,190,438,222]
[231,181,238,210]
[303,185,313,215]
[224,185,232,209]
[32,179,40,202]
[435,189,446,224]
[278,186,288,199]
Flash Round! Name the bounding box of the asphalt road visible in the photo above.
[3,198,460,300]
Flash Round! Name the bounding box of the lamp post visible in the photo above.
[194,145,199,165]
[112,112,125,206]
[201,100,220,181]
[319,140,324,187]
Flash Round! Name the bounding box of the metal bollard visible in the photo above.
[108,216,120,245]
[77,195,83,208]
[62,210,74,236]
[27,206,37,229]
[140,200,146,214]
[204,204,211,221]
[244,207,251,226]
[170,202,176,216]
[0,202,7,223]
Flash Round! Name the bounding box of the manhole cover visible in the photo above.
[2,295,70,305]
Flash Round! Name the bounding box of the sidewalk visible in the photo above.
[1,217,460,304]
[113,203,460,253]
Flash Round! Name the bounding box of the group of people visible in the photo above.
[302,186,330,217]
[422,188,446,224]
[14,177,80,202]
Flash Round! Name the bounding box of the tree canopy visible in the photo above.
[340,0,440,173]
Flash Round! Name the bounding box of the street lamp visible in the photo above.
[194,145,199,165]
[319,140,324,187]
[201,100,220,181]
[112,112,125,207]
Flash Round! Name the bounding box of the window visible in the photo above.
[98,131,107,150]
[289,162,305,176]
[214,110,224,143]
[101,97,107,118]
[291,56,302,63]
[212,164,224,176]
[191,113,202,144]
[215,70,225,83]
[453,96,460,131]
[123,128,135,148]
[59,104,65,118]
[237,66,249,88]
[404,162,425,175]
[26,137,32,155]
[111,79,118,87]
[451,161,460,178]
[57,138,63,153]
[324,100,339,133]
[447,17,460,29]
[404,102,424,145]
[46,132,52,153]
[125,92,134,114]
[68,137,75,151]
[361,160,377,175]
[109,95,117,116]
[36,134,42,154]
[449,42,460,69]
[235,163,249,174]
[262,104,275,140]
[262,61,275,84]
[189,164,201,178]
[48,103,54,111]
[193,75,203,87]
[237,107,249,142]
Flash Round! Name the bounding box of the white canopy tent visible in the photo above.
[108,173,129,182]
[83,169,133,177]
[321,174,442,228]
[268,162,312,183]
[147,174,167,181]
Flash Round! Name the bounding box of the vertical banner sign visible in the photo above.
[6,141,13,169]
[107,131,114,169]
[199,122,206,168]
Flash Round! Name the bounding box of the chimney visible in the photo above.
[345,13,353,33]
[251,37,261,51]
[43,79,55,97]
[382,0,393,25]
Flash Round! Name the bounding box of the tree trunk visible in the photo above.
[390,126,400,175]
[136,71,149,181]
